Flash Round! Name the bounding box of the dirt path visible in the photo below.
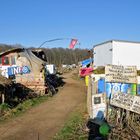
[0,70,86,140]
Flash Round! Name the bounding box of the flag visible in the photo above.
[69,39,78,49]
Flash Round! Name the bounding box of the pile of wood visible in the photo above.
[0,75,12,86]
[0,75,13,103]
[107,106,140,140]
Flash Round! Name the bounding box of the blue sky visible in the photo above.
[0,0,140,49]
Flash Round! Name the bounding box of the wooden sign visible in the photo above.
[105,64,137,83]
[91,93,106,119]
[110,92,140,114]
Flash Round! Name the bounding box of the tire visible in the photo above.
[48,83,56,96]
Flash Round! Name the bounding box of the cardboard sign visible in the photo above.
[105,65,137,83]
[92,93,106,119]
[110,92,140,114]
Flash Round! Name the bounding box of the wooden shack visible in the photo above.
[0,48,48,95]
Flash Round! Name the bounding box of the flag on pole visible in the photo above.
[69,39,78,49]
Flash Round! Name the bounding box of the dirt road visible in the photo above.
[0,70,86,140]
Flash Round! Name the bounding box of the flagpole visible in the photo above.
[38,38,72,48]
[77,41,81,49]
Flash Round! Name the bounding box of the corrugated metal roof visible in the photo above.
[0,48,24,56]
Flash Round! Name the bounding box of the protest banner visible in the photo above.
[105,65,137,83]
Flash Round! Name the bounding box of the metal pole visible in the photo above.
[38,38,72,48]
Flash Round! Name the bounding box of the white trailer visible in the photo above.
[93,40,140,69]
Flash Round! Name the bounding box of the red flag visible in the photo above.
[69,39,78,49]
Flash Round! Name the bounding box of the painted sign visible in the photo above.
[90,74,105,94]
[110,92,140,114]
[92,93,106,120]
[105,65,137,83]
[137,84,140,95]
[8,66,30,76]
[106,82,136,98]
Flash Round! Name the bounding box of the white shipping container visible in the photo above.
[93,40,140,69]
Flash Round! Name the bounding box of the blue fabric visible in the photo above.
[81,58,93,67]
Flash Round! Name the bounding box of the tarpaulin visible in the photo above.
[80,67,93,77]
[81,58,93,67]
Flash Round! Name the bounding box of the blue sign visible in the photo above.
[8,66,30,76]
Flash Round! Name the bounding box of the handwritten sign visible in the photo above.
[110,92,140,114]
[105,65,137,83]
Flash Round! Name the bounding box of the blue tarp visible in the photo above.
[81,58,93,67]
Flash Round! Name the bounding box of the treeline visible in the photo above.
[42,48,91,66]
[0,44,23,52]
[0,44,92,66]
[0,44,13,52]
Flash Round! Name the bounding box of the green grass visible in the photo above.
[137,70,140,76]
[72,72,81,81]
[54,110,88,140]
[0,95,49,121]
[93,67,105,74]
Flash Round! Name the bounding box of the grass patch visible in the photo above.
[54,109,88,140]
[71,69,85,81]
[137,70,140,76]
[93,67,105,74]
[0,95,49,121]
[72,72,81,81]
